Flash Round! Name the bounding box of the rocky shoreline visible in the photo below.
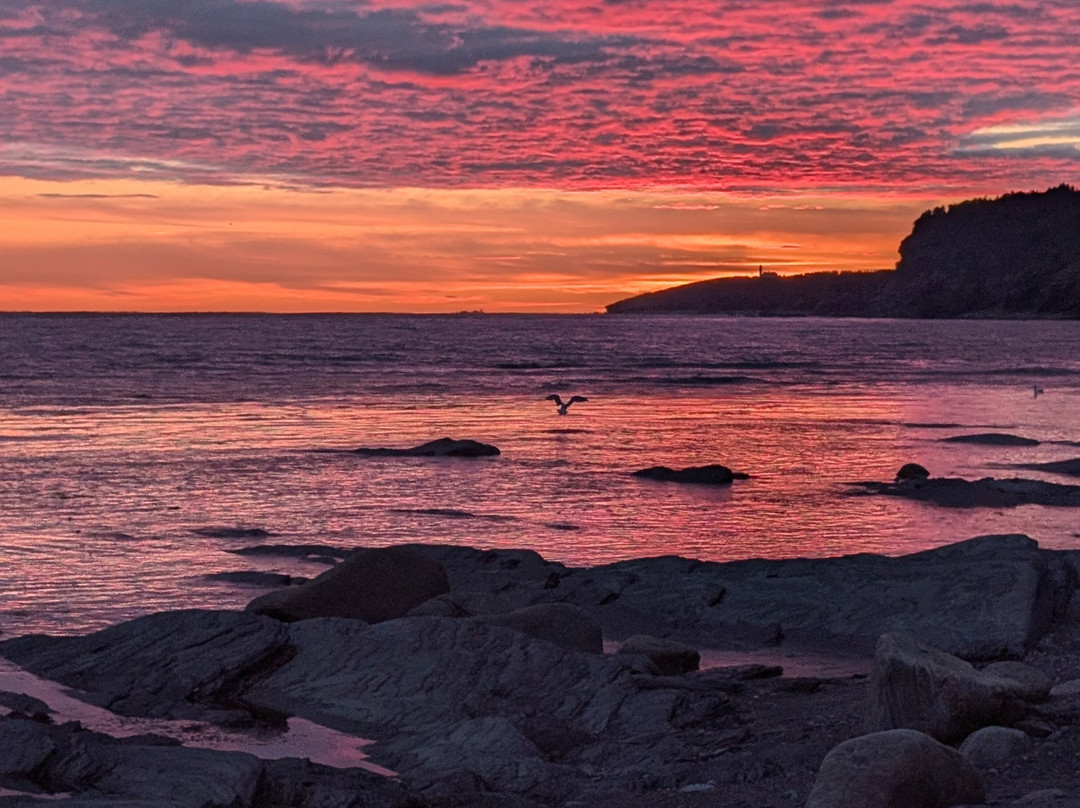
[4,536,1080,807]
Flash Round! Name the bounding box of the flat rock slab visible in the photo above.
[0,610,289,722]
[853,477,1080,507]
[352,437,500,457]
[406,534,1075,659]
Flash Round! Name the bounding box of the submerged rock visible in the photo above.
[246,546,450,623]
[807,728,984,808]
[632,464,749,484]
[194,527,274,539]
[854,476,1080,507]
[353,437,500,457]
[204,571,304,587]
[1017,458,1080,477]
[942,432,1041,446]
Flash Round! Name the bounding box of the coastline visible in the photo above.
[4,535,1080,807]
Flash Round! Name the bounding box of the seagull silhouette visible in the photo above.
[1034,385,1044,398]
[545,394,588,415]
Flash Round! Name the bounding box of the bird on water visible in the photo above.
[546,394,588,415]
[1034,385,1044,398]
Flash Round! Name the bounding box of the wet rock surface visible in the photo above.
[4,536,1080,807]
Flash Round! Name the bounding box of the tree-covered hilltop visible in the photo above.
[606,185,1080,318]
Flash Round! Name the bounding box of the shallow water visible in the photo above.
[0,658,392,773]
[1,314,1079,636]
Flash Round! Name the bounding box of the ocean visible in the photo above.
[1,313,1078,637]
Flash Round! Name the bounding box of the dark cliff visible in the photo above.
[606,185,1080,318]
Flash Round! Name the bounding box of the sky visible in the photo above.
[1,0,1078,312]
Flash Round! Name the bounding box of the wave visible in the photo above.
[640,374,758,386]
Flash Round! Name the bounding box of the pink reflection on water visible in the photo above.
[1,382,1079,637]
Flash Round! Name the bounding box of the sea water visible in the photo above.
[1,313,1078,637]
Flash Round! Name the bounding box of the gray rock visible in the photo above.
[0,610,288,722]
[247,545,450,623]
[869,632,1038,742]
[0,689,52,717]
[239,616,736,797]
[806,728,984,808]
[91,745,264,807]
[617,635,700,675]
[632,465,749,484]
[353,437,500,457]
[981,660,1052,702]
[474,603,603,654]
[407,534,1076,659]
[0,718,55,775]
[959,725,1031,767]
[1050,679,1080,697]
[1010,790,1080,807]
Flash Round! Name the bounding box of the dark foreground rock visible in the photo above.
[0,714,422,808]
[4,535,1080,807]
[869,633,1047,742]
[246,546,450,623]
[352,437,500,457]
[806,728,985,808]
[633,464,750,484]
[403,534,1077,660]
[854,476,1080,508]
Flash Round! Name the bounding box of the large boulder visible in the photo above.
[806,729,984,808]
[247,545,450,623]
[959,725,1031,768]
[868,632,1043,742]
[474,603,603,654]
[0,610,288,722]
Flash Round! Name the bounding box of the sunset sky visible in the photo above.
[1,0,1078,312]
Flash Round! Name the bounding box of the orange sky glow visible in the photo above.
[2,0,1078,312]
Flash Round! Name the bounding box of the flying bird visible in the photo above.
[545,394,588,415]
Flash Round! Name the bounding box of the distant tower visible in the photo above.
[758,264,763,278]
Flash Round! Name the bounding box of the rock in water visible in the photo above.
[807,729,984,808]
[632,464,749,484]
[896,463,930,481]
[247,545,450,623]
[868,632,1042,742]
[942,432,1040,446]
[353,437,500,457]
